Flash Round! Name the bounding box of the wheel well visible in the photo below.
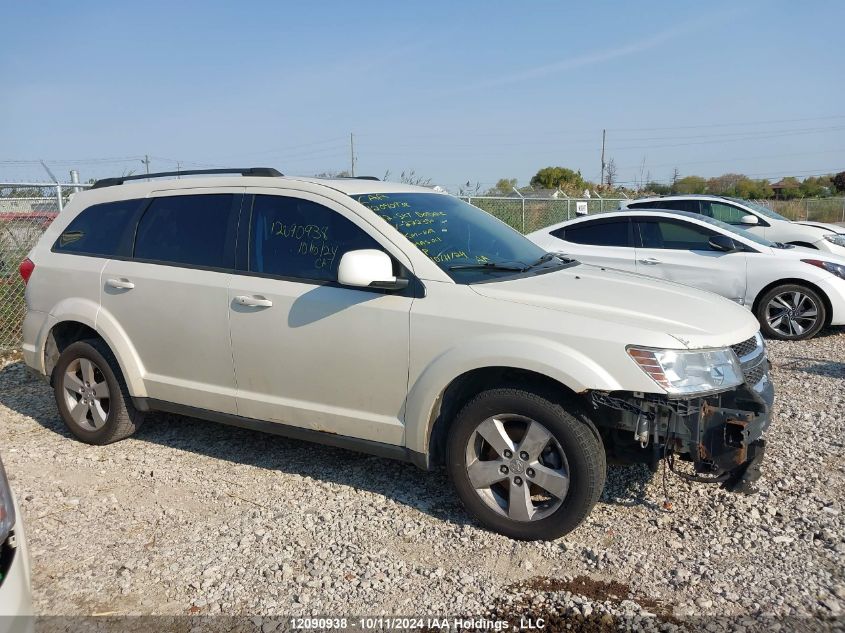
[426,367,587,467]
[752,278,833,327]
[44,321,104,379]
[787,241,817,249]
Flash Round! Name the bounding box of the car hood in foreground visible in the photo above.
[470,264,759,349]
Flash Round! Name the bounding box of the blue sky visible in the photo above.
[1,1,843,191]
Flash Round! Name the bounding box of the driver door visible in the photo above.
[227,190,414,445]
[633,218,748,304]
[700,200,768,240]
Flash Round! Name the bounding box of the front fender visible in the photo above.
[404,333,627,457]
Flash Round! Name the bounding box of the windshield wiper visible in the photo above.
[526,252,573,268]
[448,262,527,272]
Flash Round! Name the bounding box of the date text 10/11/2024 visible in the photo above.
[288,616,547,630]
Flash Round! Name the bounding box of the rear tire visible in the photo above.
[53,339,144,444]
[447,387,606,541]
[756,284,826,341]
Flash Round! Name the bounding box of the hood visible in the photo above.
[795,221,845,234]
[762,243,845,265]
[470,264,759,349]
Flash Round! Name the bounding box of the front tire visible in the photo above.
[447,387,606,541]
[756,284,826,341]
[53,339,144,444]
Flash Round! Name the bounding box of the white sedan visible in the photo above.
[528,210,845,340]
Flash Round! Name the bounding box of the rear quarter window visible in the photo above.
[53,199,142,256]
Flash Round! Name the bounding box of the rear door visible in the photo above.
[99,190,242,413]
[633,217,748,303]
[549,217,636,271]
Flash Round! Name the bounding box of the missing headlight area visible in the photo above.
[589,380,772,493]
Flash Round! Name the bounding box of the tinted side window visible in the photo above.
[626,201,652,209]
[656,200,700,213]
[638,220,714,250]
[134,194,235,268]
[562,220,630,247]
[249,195,381,282]
[701,201,747,224]
[53,199,141,256]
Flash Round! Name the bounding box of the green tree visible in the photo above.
[800,175,832,198]
[673,175,707,194]
[779,177,802,199]
[644,181,671,195]
[833,171,845,193]
[485,178,518,196]
[530,167,586,194]
[735,178,773,199]
[706,173,744,196]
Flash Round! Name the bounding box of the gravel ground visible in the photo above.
[1,331,844,632]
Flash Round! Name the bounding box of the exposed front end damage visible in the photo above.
[589,335,774,493]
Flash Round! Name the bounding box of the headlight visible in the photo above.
[823,233,845,248]
[627,346,743,396]
[802,258,845,281]
[0,459,15,544]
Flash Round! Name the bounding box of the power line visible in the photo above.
[607,114,845,132]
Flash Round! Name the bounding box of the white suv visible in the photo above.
[21,168,773,540]
[621,194,845,255]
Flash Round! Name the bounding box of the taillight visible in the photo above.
[19,258,35,284]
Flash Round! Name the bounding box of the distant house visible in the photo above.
[770,179,796,200]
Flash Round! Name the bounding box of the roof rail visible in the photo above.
[91,167,283,189]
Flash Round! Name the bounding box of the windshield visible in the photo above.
[353,192,558,282]
[690,213,776,247]
[726,197,790,221]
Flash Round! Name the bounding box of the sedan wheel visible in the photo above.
[763,288,823,340]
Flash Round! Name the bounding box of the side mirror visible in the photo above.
[708,234,739,253]
[740,214,759,226]
[337,249,409,291]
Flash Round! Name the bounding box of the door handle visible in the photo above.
[106,278,135,289]
[234,295,273,308]
[638,258,661,265]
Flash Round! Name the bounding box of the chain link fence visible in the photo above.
[1,185,842,351]
[0,183,89,350]
[762,198,845,224]
[462,195,627,233]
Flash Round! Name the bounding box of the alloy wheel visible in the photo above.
[765,291,819,338]
[62,357,111,430]
[464,414,569,522]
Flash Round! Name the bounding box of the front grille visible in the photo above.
[730,333,768,390]
[731,336,759,359]
[743,360,767,387]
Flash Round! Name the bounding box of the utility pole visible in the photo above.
[600,129,606,187]
[350,133,356,177]
[141,155,151,179]
[176,161,182,179]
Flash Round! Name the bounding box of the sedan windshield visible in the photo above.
[726,197,790,221]
[353,192,564,282]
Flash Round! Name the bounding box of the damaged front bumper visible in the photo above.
[591,335,774,492]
